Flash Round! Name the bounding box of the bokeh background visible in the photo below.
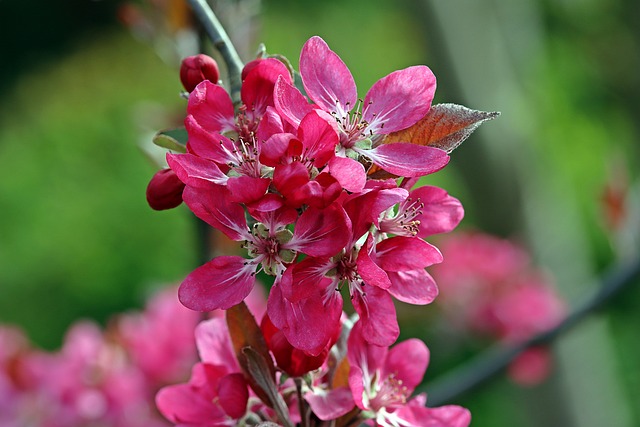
[1,0,639,426]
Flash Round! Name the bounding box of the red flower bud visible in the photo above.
[180,54,220,92]
[146,168,185,210]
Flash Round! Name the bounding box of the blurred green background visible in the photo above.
[1,0,639,426]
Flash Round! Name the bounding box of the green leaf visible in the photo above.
[152,127,188,153]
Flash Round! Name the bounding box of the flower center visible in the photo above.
[331,99,372,149]
[368,372,409,412]
[378,197,423,237]
[243,223,295,276]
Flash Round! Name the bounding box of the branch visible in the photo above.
[422,258,640,406]
[187,0,244,104]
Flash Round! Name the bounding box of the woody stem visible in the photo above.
[186,0,244,104]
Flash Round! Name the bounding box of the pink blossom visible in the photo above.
[347,322,471,427]
[116,286,200,384]
[156,318,249,426]
[275,36,450,180]
[432,232,566,385]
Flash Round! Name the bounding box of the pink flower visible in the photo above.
[117,287,200,385]
[156,318,249,426]
[275,36,450,181]
[347,322,471,427]
[432,232,566,385]
[178,185,351,312]
[268,181,454,353]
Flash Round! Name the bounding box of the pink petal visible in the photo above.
[300,36,357,116]
[356,235,392,289]
[178,256,257,311]
[217,373,249,419]
[167,152,228,188]
[387,269,439,305]
[383,339,429,393]
[411,186,464,236]
[274,76,314,128]
[261,132,295,167]
[241,58,291,117]
[398,404,472,427]
[327,155,366,193]
[343,186,408,240]
[375,236,443,271]
[304,387,355,420]
[290,256,336,302]
[290,202,351,257]
[351,286,399,347]
[194,318,237,369]
[185,115,234,164]
[298,110,339,167]
[266,283,343,356]
[256,105,286,142]
[363,143,449,177]
[156,383,224,424]
[226,176,270,204]
[187,80,235,134]
[182,185,249,241]
[363,65,436,134]
[346,321,388,376]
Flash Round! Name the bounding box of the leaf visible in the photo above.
[152,127,188,153]
[226,302,276,406]
[243,347,294,427]
[367,104,498,179]
[383,103,500,153]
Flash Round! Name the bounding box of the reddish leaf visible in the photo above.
[226,302,276,406]
[383,103,499,152]
[368,103,498,178]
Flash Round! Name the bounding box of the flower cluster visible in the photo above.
[0,287,200,427]
[431,232,566,385]
[146,34,501,426]
[155,35,464,357]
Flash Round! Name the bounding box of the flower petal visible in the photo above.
[274,76,314,128]
[290,202,351,257]
[187,80,235,134]
[375,236,443,271]
[387,269,439,305]
[182,185,249,241]
[363,143,449,178]
[382,338,429,393]
[178,256,256,311]
[363,65,436,134]
[167,152,228,188]
[351,286,399,347]
[304,387,355,420]
[300,36,357,116]
[411,186,464,237]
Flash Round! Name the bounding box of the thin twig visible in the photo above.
[422,258,640,406]
[186,0,244,104]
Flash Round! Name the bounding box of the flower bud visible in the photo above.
[146,169,185,210]
[179,54,220,92]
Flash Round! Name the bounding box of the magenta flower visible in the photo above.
[275,36,450,181]
[156,318,249,427]
[347,322,471,427]
[178,183,351,311]
[268,181,453,352]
